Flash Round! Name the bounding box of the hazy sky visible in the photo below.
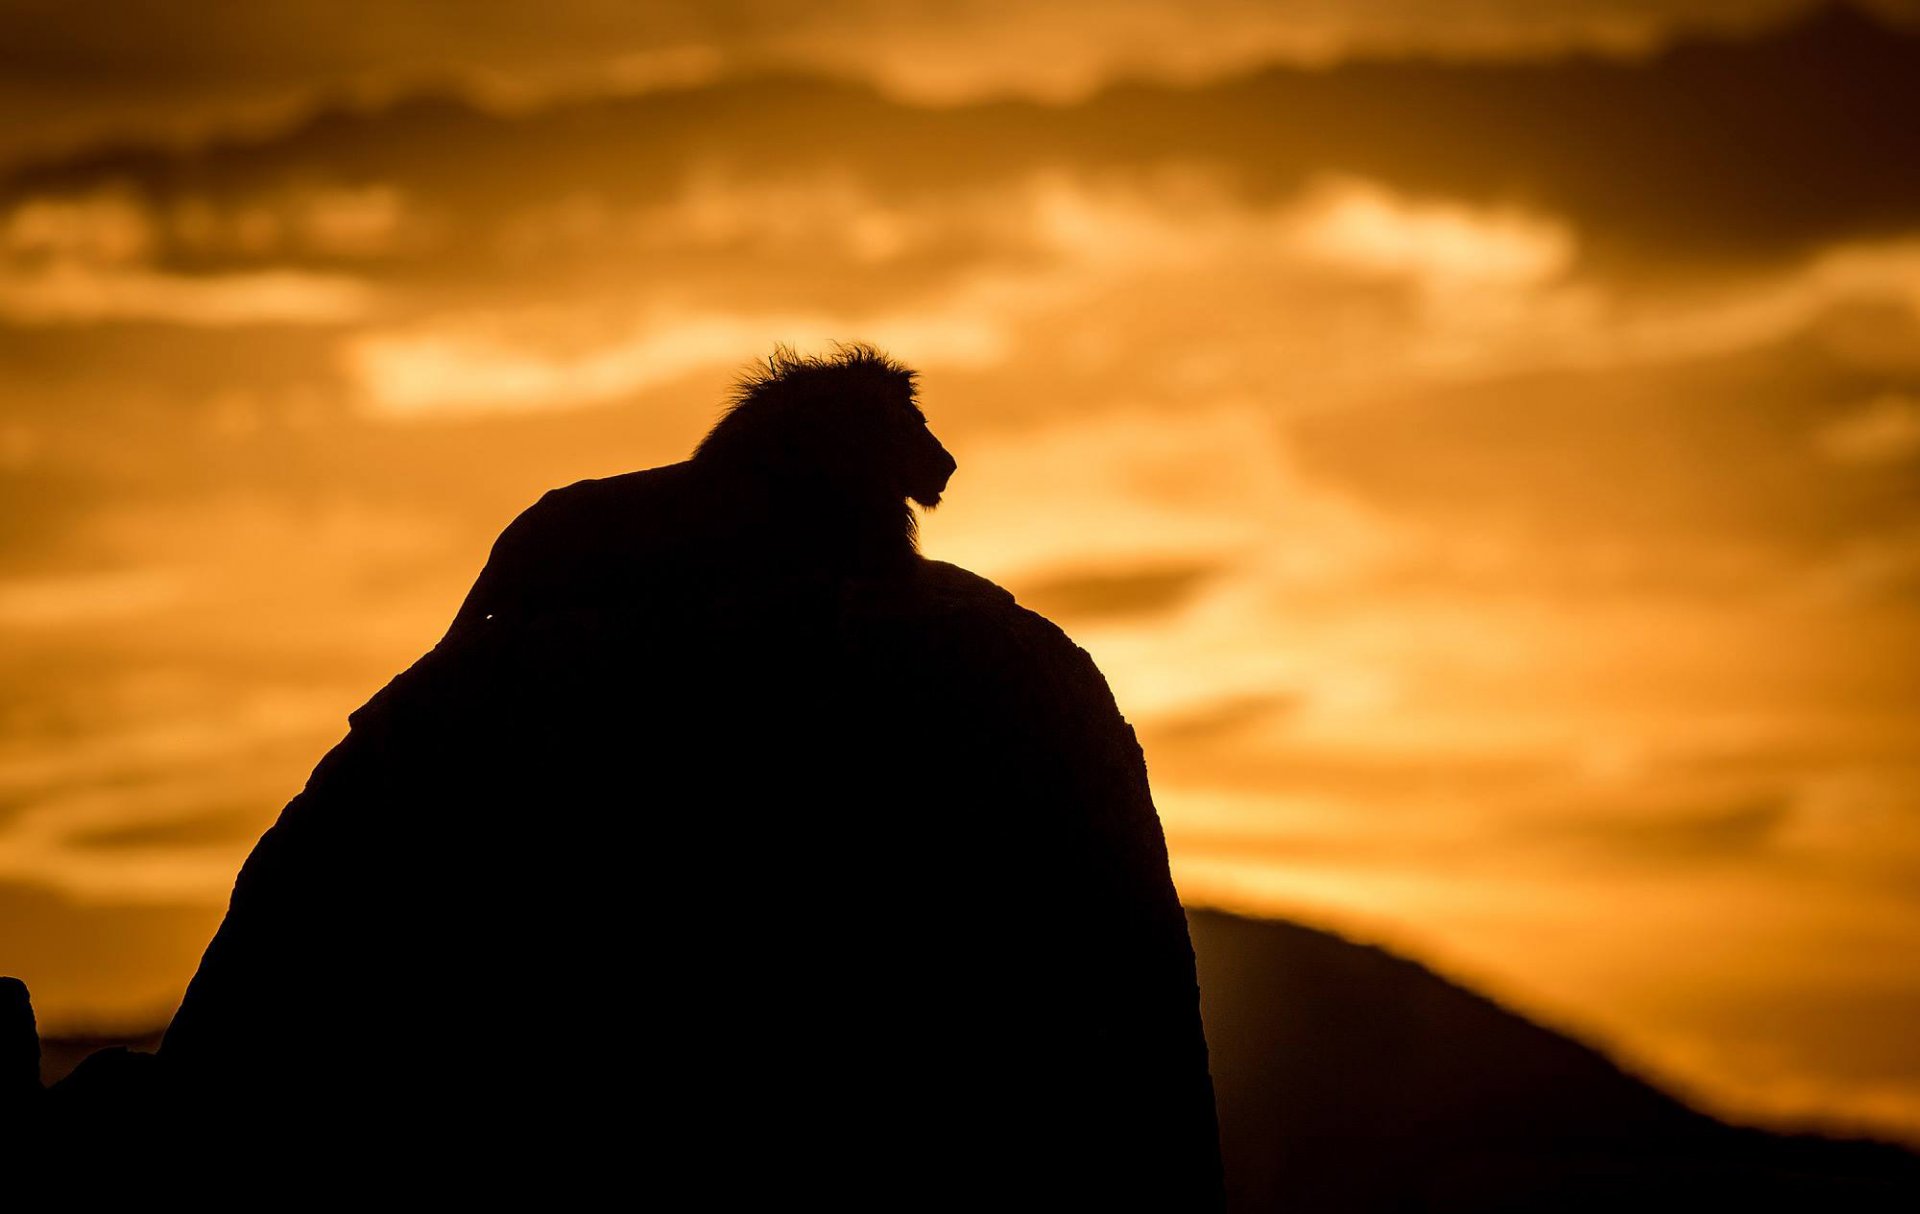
[3,0,1915,154]
[2,1,1918,1143]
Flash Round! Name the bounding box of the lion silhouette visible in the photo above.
[445,343,956,642]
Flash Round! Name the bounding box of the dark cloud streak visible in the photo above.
[14,2,1911,161]
[1012,560,1220,621]
[5,8,1919,272]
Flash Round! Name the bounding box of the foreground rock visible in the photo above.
[25,903,1920,1206]
[135,559,1221,1202]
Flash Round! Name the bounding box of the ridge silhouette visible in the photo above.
[11,345,1224,1205]
[1188,909,1920,1211]
[20,911,1920,1207]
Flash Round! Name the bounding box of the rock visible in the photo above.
[2,977,38,1103]
[153,558,1223,1203]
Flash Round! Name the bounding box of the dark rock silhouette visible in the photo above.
[1,978,37,1105]
[18,346,1222,1203]
[1191,908,1920,1212]
[35,1025,163,1091]
[25,908,1920,1205]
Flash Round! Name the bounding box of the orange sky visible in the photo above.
[2,0,1918,1143]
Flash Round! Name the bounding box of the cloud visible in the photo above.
[1138,691,1303,744]
[0,188,376,325]
[0,263,373,325]
[346,308,1010,420]
[287,185,412,257]
[156,184,428,262]
[1009,560,1220,622]
[1535,795,1795,862]
[8,9,1920,285]
[4,1,1890,161]
[923,404,1347,579]
[2,189,152,260]
[0,569,188,627]
[1806,524,1920,603]
[1285,178,1573,290]
[66,806,265,850]
[1816,392,1920,465]
[1289,273,1920,573]
[0,684,343,903]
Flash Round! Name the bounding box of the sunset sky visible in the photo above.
[2,0,1918,1142]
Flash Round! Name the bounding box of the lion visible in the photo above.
[443,343,956,641]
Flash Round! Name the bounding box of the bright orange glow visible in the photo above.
[2,1,1918,1148]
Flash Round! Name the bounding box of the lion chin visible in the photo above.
[911,462,955,509]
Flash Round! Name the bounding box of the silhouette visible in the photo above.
[23,908,1920,1207]
[443,344,958,644]
[1190,909,1920,1212]
[1,978,35,1103]
[13,345,1222,1203]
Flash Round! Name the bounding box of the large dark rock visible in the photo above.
[2,977,37,1109]
[146,556,1222,1203]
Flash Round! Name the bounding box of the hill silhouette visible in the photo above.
[26,907,1920,1207]
[1191,908,1920,1211]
